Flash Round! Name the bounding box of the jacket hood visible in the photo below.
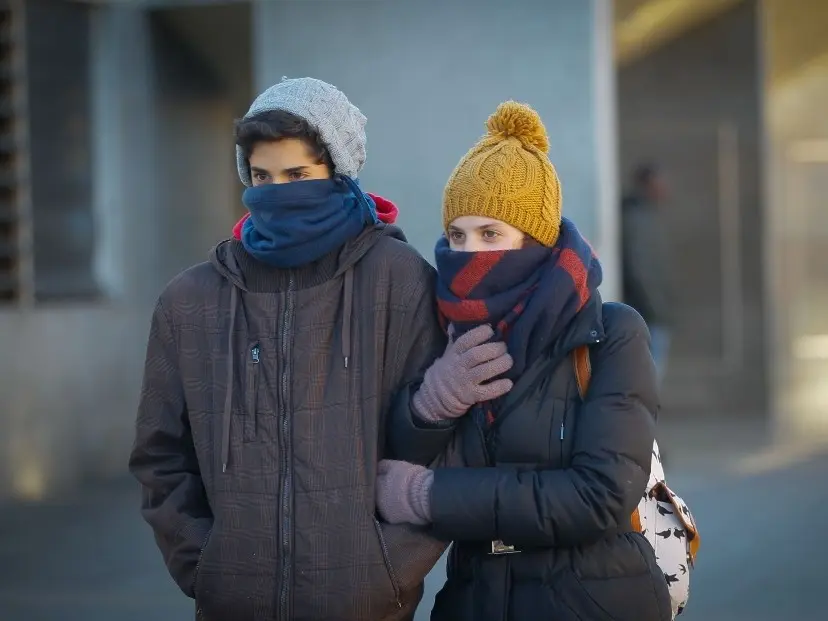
[208,222,407,292]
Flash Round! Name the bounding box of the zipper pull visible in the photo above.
[251,345,260,364]
[560,423,565,440]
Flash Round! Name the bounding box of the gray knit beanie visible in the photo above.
[236,77,367,186]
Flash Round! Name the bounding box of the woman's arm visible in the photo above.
[384,278,456,465]
[384,260,513,466]
[428,303,658,547]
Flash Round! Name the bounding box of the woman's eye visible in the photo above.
[482,229,500,240]
[449,231,464,241]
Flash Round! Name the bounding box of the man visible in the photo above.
[621,163,675,382]
[129,78,510,620]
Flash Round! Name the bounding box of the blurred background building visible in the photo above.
[2,0,826,502]
[0,1,826,620]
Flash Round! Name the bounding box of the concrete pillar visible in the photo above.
[761,0,828,445]
[90,4,160,303]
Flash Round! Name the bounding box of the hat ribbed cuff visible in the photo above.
[443,196,559,247]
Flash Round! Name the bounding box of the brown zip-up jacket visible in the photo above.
[129,224,452,621]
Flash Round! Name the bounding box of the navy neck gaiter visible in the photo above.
[241,176,378,268]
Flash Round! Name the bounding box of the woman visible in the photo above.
[376,102,672,621]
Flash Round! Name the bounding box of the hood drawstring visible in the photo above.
[221,285,239,473]
[220,247,244,474]
[339,175,370,369]
[342,267,354,368]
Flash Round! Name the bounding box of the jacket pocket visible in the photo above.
[243,343,260,442]
[193,528,213,602]
[372,517,402,608]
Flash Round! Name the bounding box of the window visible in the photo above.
[1,0,96,305]
[0,2,23,302]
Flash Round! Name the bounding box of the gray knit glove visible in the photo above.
[413,324,513,423]
[376,459,434,525]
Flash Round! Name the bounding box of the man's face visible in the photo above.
[249,138,331,185]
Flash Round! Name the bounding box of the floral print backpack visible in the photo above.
[573,346,700,619]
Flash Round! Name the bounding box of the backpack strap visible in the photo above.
[572,345,592,399]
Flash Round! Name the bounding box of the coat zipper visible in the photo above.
[245,343,260,441]
[372,517,403,609]
[278,275,295,620]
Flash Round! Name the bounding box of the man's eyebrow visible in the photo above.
[282,166,310,174]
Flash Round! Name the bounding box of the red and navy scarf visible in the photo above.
[435,217,602,425]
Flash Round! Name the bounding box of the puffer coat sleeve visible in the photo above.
[429,304,658,547]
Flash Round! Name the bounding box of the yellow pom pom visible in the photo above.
[486,101,549,153]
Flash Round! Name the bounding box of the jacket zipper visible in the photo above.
[278,275,295,620]
[245,343,260,441]
[372,517,403,609]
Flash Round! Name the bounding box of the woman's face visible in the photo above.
[447,216,525,252]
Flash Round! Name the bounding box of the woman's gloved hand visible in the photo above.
[413,324,513,423]
[375,460,433,526]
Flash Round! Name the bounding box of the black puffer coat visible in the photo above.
[389,299,671,621]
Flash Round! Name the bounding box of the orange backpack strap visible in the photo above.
[572,345,592,399]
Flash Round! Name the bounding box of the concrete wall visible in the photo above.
[0,6,157,501]
[252,0,619,296]
[618,0,767,418]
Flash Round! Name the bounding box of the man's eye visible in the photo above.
[253,173,269,183]
[287,172,308,181]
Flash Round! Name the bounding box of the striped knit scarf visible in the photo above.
[435,217,602,425]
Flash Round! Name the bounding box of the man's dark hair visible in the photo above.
[234,110,334,173]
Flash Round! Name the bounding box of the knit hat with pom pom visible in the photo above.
[442,101,563,247]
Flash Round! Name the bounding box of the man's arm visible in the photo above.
[128,300,213,599]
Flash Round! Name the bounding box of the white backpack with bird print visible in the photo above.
[573,346,700,619]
